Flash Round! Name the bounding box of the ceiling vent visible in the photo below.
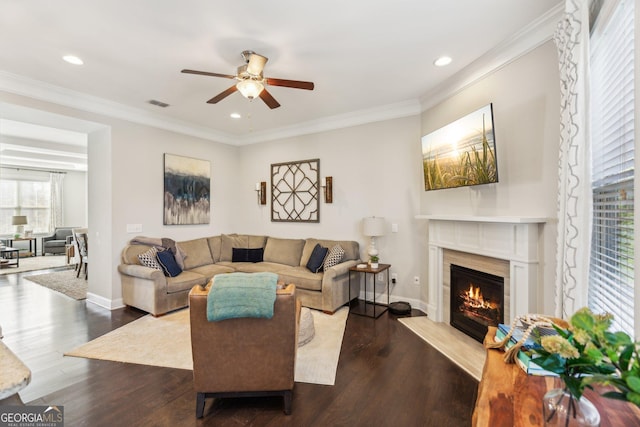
[148,99,170,108]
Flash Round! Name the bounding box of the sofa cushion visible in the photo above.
[323,244,345,270]
[300,238,359,265]
[220,234,268,262]
[306,244,328,273]
[207,235,222,263]
[187,263,235,279]
[138,247,162,270]
[263,237,305,267]
[177,238,213,270]
[230,261,287,274]
[276,266,323,292]
[156,250,182,277]
[232,247,264,263]
[166,271,208,294]
[44,240,67,248]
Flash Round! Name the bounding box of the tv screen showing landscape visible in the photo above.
[421,103,498,191]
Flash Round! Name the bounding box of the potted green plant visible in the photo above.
[529,307,640,425]
[369,255,379,269]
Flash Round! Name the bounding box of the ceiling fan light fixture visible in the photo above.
[236,79,264,99]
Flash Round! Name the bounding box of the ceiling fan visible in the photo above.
[182,50,314,109]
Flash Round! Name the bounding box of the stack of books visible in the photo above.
[494,324,558,377]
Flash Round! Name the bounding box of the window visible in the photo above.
[0,179,51,235]
[589,0,635,337]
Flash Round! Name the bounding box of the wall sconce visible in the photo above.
[255,182,267,205]
[322,176,333,203]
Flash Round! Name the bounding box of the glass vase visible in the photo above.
[542,388,600,426]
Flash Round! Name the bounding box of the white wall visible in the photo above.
[62,171,87,227]
[419,40,561,314]
[237,115,424,307]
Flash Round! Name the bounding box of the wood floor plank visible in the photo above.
[0,266,478,426]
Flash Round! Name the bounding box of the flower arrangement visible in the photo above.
[530,307,640,406]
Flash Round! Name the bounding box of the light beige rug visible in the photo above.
[0,255,69,275]
[398,316,485,381]
[65,306,349,386]
[23,269,86,300]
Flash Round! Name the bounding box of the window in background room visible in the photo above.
[589,0,635,337]
[0,179,51,235]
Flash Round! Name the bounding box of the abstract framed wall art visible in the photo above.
[271,158,319,222]
[421,103,498,191]
[163,153,211,225]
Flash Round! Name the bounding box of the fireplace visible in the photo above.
[450,264,504,342]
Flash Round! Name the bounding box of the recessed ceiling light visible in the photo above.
[230,113,242,119]
[63,55,84,65]
[434,56,452,67]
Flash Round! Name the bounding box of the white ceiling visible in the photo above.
[0,0,562,163]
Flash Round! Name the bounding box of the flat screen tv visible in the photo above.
[421,103,498,191]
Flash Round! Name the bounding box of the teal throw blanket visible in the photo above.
[207,272,278,322]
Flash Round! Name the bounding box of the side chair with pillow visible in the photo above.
[76,233,88,279]
[188,275,300,418]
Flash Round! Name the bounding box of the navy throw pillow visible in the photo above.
[306,244,328,273]
[232,248,264,263]
[247,248,264,263]
[156,249,182,277]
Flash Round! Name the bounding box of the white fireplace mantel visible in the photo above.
[416,215,547,323]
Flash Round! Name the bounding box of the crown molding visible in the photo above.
[0,5,563,146]
[419,3,564,111]
[0,70,236,145]
[234,99,422,145]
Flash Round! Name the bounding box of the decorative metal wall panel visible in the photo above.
[271,159,319,222]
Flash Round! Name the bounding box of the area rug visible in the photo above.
[0,255,69,275]
[23,269,86,300]
[65,306,349,386]
[398,316,485,381]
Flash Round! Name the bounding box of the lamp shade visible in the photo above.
[11,215,27,226]
[362,216,385,237]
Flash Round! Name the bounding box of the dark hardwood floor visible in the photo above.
[0,266,478,426]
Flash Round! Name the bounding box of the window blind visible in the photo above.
[589,0,635,337]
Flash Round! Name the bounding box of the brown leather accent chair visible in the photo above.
[189,283,300,418]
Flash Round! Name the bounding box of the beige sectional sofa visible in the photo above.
[118,234,361,316]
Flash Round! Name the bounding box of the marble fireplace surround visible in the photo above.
[417,215,546,325]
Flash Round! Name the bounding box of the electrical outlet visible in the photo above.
[413,276,420,285]
[377,273,384,282]
[391,273,398,282]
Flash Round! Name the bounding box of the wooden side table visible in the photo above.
[2,237,37,257]
[473,327,640,426]
[348,263,391,318]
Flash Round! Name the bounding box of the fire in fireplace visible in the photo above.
[450,264,504,342]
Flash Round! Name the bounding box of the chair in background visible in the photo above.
[189,283,300,418]
[75,233,88,279]
[70,228,87,274]
[42,227,76,256]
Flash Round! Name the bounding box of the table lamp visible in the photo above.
[362,216,385,263]
[12,215,27,237]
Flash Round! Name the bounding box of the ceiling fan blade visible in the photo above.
[182,69,236,79]
[246,53,268,76]
[265,77,314,90]
[259,88,281,109]
[207,85,238,104]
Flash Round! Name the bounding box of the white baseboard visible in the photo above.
[87,292,124,310]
